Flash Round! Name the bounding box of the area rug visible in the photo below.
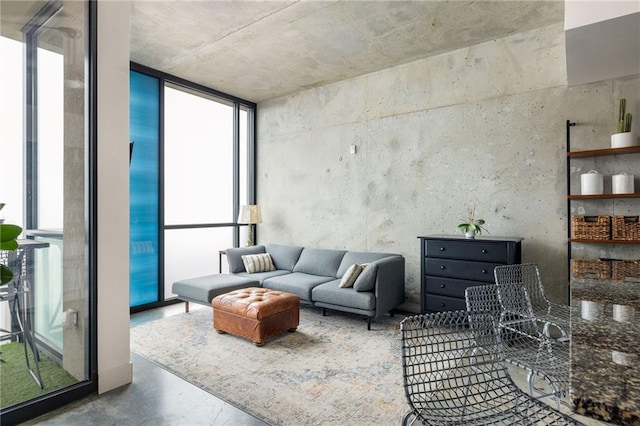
[130,307,408,425]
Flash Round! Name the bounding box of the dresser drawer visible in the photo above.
[425,239,509,263]
[425,276,489,299]
[425,258,499,283]
[424,294,466,312]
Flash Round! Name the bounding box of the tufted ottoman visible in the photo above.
[212,287,300,346]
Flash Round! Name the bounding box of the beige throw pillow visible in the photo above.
[339,263,364,288]
[241,253,276,273]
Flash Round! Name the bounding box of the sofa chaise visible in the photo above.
[172,243,405,329]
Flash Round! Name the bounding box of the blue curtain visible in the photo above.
[129,70,160,307]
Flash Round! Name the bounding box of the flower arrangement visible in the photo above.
[457,205,488,238]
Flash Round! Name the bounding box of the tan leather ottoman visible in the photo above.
[212,287,299,346]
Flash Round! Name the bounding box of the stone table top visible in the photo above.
[571,278,640,425]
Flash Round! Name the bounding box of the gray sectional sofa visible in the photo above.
[172,243,405,329]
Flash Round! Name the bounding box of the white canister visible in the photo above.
[581,300,603,321]
[612,304,635,323]
[612,173,635,194]
[581,170,604,195]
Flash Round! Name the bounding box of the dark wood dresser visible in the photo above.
[419,235,523,313]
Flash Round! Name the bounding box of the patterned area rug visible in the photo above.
[130,306,408,425]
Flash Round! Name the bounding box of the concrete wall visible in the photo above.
[257,22,640,311]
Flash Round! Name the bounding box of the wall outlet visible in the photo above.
[350,144,357,154]
[64,308,79,328]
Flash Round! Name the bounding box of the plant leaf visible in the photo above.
[0,224,22,243]
[0,264,13,285]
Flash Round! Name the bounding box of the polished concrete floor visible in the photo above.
[26,303,266,426]
[26,303,606,426]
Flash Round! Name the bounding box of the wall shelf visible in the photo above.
[568,193,640,200]
[567,146,640,158]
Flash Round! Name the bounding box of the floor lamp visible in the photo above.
[238,205,262,246]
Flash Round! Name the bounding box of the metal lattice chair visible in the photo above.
[494,263,570,338]
[400,311,581,425]
[465,284,569,407]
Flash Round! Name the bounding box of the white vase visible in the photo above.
[464,230,476,239]
[611,132,637,148]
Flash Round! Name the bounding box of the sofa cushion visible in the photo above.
[263,272,334,301]
[265,244,304,271]
[336,251,396,277]
[312,279,376,311]
[172,274,259,304]
[241,253,276,273]
[339,264,364,288]
[293,248,346,277]
[226,245,266,273]
[235,270,291,284]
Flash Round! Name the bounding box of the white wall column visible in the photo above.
[96,0,132,394]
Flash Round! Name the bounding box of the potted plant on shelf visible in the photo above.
[611,98,636,148]
[457,206,488,239]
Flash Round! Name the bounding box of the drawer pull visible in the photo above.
[440,284,445,288]
[440,265,446,270]
[481,269,488,274]
[440,303,446,307]
[481,249,487,254]
[440,247,445,251]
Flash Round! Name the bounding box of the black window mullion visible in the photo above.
[233,102,240,248]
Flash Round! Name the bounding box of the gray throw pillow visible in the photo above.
[353,262,377,292]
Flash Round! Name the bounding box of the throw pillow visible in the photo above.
[353,262,377,292]
[241,253,276,273]
[339,263,364,288]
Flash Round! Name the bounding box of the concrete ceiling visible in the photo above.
[131,1,565,103]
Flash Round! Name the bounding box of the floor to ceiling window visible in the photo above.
[129,65,256,310]
[0,0,97,423]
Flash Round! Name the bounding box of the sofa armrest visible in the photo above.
[373,256,405,318]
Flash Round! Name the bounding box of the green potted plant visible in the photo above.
[0,203,22,285]
[611,98,636,148]
[457,206,487,239]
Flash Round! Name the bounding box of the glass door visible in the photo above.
[0,0,96,422]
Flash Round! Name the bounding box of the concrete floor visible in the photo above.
[27,303,606,426]
[26,303,266,426]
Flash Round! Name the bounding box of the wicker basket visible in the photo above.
[571,258,612,279]
[612,215,640,241]
[611,260,640,282]
[571,215,611,240]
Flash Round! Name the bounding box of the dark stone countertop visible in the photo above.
[571,278,640,425]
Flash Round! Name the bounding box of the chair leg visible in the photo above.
[367,317,371,330]
[185,301,189,313]
[402,410,417,426]
[322,308,327,316]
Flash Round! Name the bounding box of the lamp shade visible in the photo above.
[237,205,262,224]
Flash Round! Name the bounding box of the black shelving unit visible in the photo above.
[565,120,640,293]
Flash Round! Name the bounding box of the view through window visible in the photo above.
[129,69,255,309]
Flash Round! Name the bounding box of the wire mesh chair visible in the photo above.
[494,263,570,338]
[400,311,581,425]
[465,284,569,407]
